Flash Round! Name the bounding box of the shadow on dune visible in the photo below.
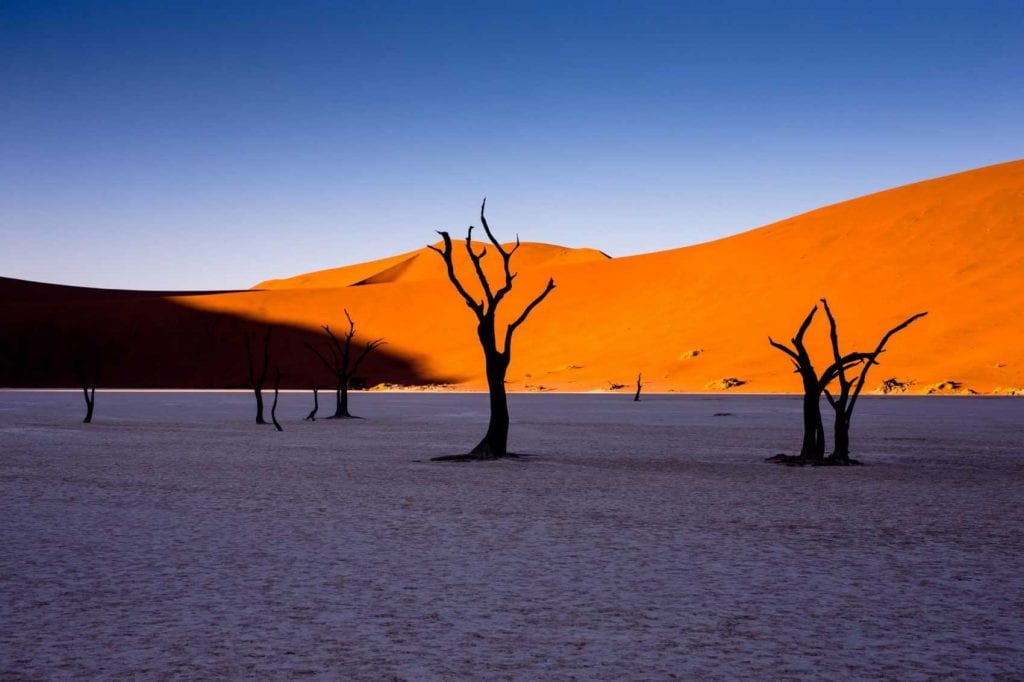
[0,277,455,389]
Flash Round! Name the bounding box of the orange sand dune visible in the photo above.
[3,160,1022,394]
[174,160,1024,395]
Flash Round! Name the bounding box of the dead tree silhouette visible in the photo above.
[69,334,122,424]
[305,386,319,421]
[245,326,272,425]
[305,310,384,419]
[634,372,643,402]
[428,199,556,460]
[74,346,103,424]
[768,305,869,465]
[821,299,927,464]
[271,368,283,432]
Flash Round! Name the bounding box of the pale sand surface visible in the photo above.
[2,392,1023,679]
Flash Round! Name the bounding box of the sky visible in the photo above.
[1,0,1022,290]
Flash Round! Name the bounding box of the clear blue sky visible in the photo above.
[2,0,1022,290]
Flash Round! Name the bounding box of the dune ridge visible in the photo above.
[254,243,611,290]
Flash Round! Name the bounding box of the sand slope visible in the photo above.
[2,160,1022,393]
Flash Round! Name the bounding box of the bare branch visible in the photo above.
[820,299,845,376]
[768,336,800,362]
[477,197,503,252]
[304,342,336,374]
[342,309,356,369]
[321,324,342,366]
[848,311,928,416]
[503,277,556,354]
[793,305,818,347]
[479,199,517,305]
[428,230,484,317]
[465,225,494,303]
[819,351,871,390]
[351,338,386,376]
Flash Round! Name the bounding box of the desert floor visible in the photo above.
[2,391,1023,679]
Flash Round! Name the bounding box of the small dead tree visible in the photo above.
[70,334,121,425]
[306,310,384,419]
[74,346,103,424]
[634,372,643,402]
[305,385,319,421]
[271,368,283,432]
[428,199,556,459]
[821,299,926,464]
[769,305,867,465]
[245,326,272,425]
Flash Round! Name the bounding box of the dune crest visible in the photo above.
[254,243,610,290]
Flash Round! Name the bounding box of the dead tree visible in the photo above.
[428,199,556,459]
[74,347,103,424]
[245,327,272,425]
[769,305,868,465]
[821,299,926,464]
[305,310,384,419]
[305,386,319,421]
[271,368,283,432]
[634,372,643,402]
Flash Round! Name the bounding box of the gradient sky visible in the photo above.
[2,1,1022,290]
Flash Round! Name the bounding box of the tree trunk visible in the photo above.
[339,385,351,417]
[306,386,319,421]
[254,387,266,424]
[471,350,510,457]
[271,371,283,432]
[331,378,352,418]
[800,387,825,462]
[831,412,851,463]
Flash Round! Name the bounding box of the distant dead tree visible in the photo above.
[820,299,926,464]
[74,344,104,424]
[69,334,122,425]
[245,326,273,425]
[768,305,867,465]
[428,199,556,459]
[305,310,384,419]
[305,385,319,421]
[634,372,643,402]
[271,368,283,432]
